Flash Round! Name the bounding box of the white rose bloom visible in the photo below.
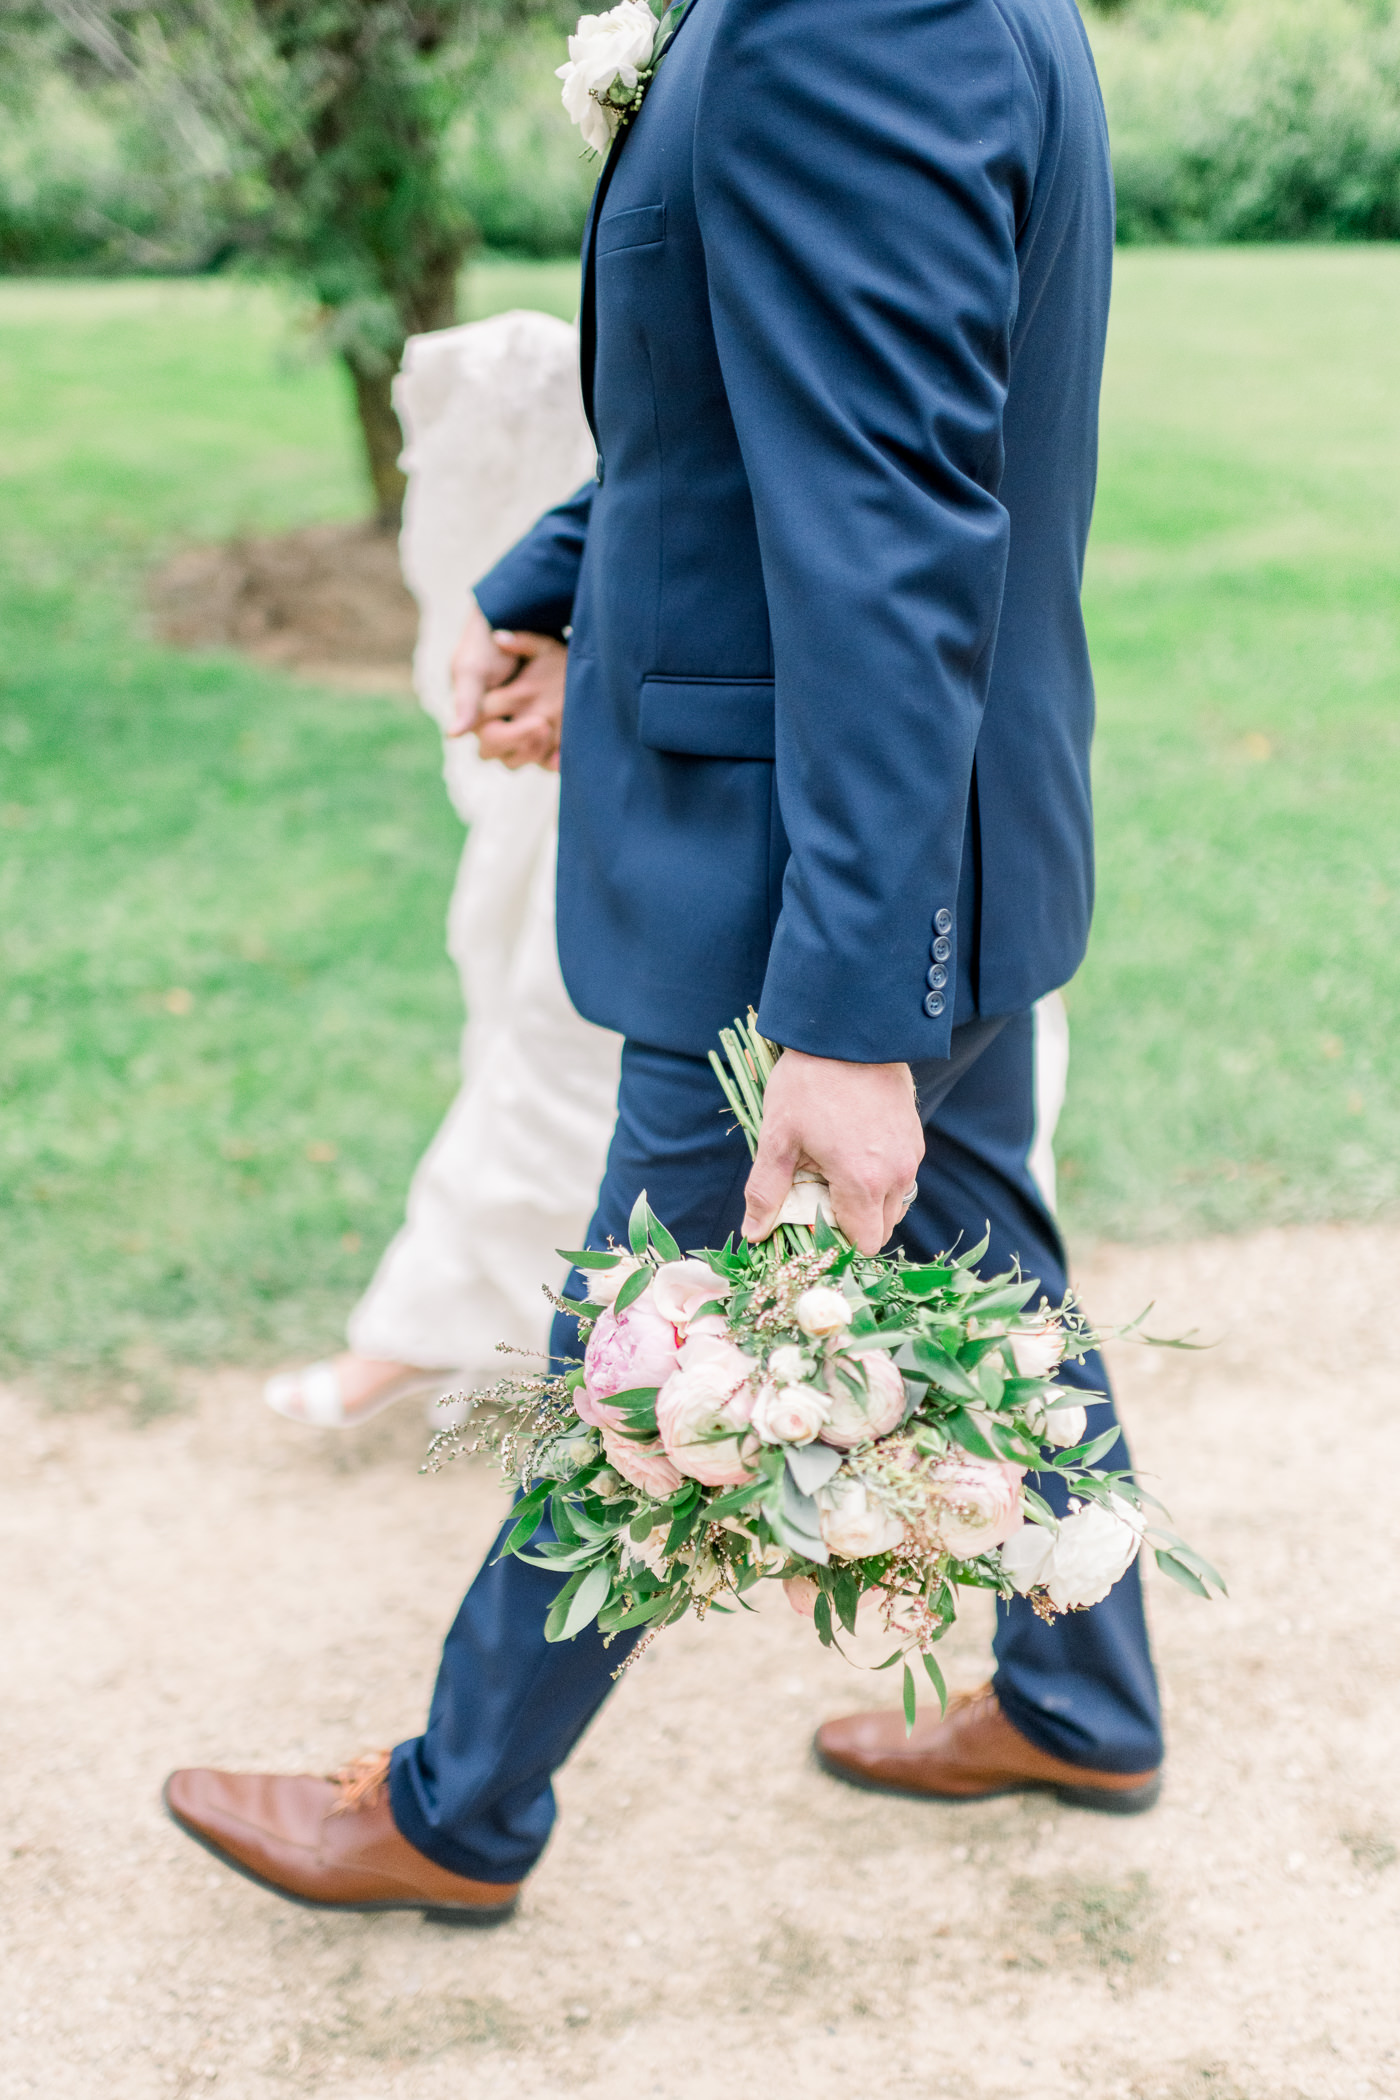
[795,1285,852,1338]
[766,1343,810,1385]
[817,1476,906,1561]
[1009,1323,1066,1380]
[586,1253,646,1308]
[556,1,659,153]
[750,1380,829,1446]
[1038,1398,1087,1449]
[999,1496,1143,1611]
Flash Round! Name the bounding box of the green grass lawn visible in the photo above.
[0,250,1397,1399]
[1064,247,1400,1239]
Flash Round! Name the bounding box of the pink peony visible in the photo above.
[784,1574,821,1616]
[818,1348,906,1449]
[925,1455,1025,1557]
[600,1422,684,1500]
[655,1339,759,1487]
[650,1257,731,1331]
[582,1300,683,1431]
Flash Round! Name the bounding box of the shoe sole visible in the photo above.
[161,1781,519,1926]
[813,1744,1162,1816]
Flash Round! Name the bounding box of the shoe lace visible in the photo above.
[328,1748,391,1816]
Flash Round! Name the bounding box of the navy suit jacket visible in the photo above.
[474,0,1114,1064]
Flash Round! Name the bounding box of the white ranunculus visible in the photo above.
[556,1,659,154]
[1009,1323,1066,1380]
[749,1380,829,1446]
[795,1285,852,1338]
[999,1496,1143,1611]
[817,1476,906,1561]
[766,1343,810,1385]
[818,1348,906,1449]
[586,1254,645,1308]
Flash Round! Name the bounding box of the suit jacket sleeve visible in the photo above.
[472,481,595,638]
[695,0,1039,1063]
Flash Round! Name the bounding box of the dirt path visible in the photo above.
[4,1222,1397,2100]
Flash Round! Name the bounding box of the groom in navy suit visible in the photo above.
[167,0,1164,1919]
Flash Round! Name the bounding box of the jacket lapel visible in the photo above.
[577,0,703,442]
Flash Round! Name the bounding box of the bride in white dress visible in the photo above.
[266,311,622,1426]
[266,308,1070,1428]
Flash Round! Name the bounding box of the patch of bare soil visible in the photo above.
[147,521,417,693]
[3,1223,1397,2100]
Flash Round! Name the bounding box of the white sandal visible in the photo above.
[263,1360,455,1429]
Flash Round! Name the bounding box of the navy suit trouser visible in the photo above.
[389,1015,1164,1883]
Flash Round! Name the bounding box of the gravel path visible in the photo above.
[4,1222,1397,2100]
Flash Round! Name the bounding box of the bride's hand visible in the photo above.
[448,604,568,771]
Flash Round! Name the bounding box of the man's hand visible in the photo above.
[448,600,568,771]
[742,1050,925,1256]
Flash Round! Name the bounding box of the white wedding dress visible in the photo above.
[340,307,1070,1395]
[346,311,623,1387]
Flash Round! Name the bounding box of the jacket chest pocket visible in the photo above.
[639,677,775,762]
[597,203,666,255]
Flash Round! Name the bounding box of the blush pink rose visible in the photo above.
[784,1574,821,1616]
[818,1348,906,1449]
[600,1422,684,1500]
[655,1340,759,1487]
[925,1456,1025,1557]
[582,1300,683,1430]
[650,1258,731,1332]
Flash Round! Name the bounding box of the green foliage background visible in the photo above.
[3,0,1400,266]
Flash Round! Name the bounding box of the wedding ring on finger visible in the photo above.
[898,1182,919,1217]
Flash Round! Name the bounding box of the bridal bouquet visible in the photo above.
[430,1017,1221,1722]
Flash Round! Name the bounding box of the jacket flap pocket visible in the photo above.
[597,203,666,255]
[639,677,775,761]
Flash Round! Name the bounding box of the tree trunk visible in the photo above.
[345,355,408,530]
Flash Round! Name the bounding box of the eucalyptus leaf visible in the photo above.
[902,1662,917,1735]
[554,1559,614,1641]
[784,1442,843,1496]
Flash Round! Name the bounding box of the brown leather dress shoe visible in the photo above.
[163,1751,521,1924]
[815,1686,1161,1815]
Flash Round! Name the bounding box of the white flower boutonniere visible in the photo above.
[557,0,689,156]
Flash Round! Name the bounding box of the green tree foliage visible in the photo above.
[1085,0,1400,241]
[7,0,575,521]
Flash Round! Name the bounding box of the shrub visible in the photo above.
[1087,0,1400,241]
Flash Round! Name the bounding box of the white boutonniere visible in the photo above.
[557,0,689,156]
